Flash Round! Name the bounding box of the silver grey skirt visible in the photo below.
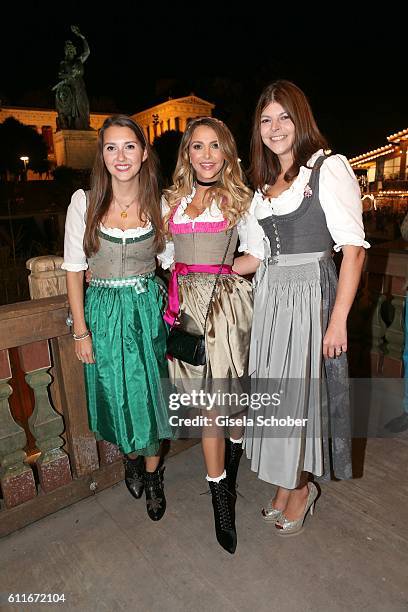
[244,251,352,489]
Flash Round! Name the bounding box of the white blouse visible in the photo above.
[238,150,370,260]
[157,191,247,269]
[61,189,173,271]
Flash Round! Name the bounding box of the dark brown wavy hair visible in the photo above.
[249,80,328,193]
[83,115,164,257]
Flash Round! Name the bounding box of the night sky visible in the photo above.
[1,3,407,159]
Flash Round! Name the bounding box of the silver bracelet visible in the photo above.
[72,330,90,340]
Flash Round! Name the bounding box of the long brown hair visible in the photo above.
[83,115,164,257]
[249,80,328,193]
[164,117,252,230]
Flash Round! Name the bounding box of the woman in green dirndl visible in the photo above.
[62,115,172,521]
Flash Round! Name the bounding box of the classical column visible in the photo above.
[0,348,36,508]
[19,340,72,493]
[180,117,187,132]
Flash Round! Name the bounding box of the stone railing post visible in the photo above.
[18,340,72,493]
[97,440,122,466]
[371,293,387,353]
[383,296,405,376]
[348,276,387,375]
[384,270,406,376]
[0,348,36,508]
[26,255,67,299]
[50,334,100,478]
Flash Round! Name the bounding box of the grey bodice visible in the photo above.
[88,228,157,278]
[258,155,333,256]
[173,227,238,266]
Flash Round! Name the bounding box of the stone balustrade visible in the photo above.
[0,295,123,537]
[1,243,405,536]
[348,239,407,377]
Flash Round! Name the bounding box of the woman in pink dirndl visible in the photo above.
[159,117,253,554]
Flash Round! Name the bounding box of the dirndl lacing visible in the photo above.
[89,272,155,292]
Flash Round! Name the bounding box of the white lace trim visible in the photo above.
[100,221,152,238]
[175,187,225,223]
[252,150,323,218]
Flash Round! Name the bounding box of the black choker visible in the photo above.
[195,178,218,186]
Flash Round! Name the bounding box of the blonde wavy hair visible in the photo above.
[164,117,252,230]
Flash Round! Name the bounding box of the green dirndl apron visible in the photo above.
[84,273,171,455]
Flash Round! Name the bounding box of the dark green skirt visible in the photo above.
[84,275,171,456]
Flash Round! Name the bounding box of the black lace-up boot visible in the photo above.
[124,455,145,499]
[225,439,243,496]
[144,466,166,521]
[208,478,237,554]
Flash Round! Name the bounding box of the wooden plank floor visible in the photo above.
[1,434,407,612]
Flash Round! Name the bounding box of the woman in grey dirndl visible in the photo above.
[233,81,369,535]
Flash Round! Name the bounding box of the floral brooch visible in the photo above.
[303,184,313,198]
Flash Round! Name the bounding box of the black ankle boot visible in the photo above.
[208,478,237,554]
[144,466,166,521]
[124,455,145,499]
[225,439,243,495]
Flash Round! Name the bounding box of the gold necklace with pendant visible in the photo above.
[115,196,136,219]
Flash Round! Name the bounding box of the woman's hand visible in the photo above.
[85,269,93,284]
[232,254,261,275]
[322,245,365,359]
[75,336,95,364]
[323,319,347,359]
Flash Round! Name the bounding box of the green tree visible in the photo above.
[52,165,90,207]
[0,117,49,180]
[153,130,182,187]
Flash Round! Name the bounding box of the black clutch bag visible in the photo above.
[166,229,233,367]
[166,327,206,366]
